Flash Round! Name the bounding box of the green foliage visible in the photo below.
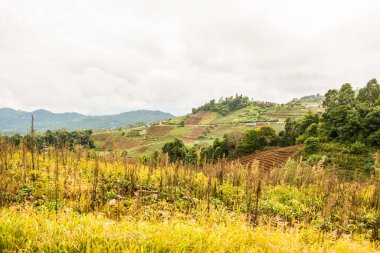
[280,79,380,176]
[203,137,229,162]
[367,129,380,147]
[237,126,277,155]
[322,80,380,144]
[303,142,375,178]
[350,141,368,155]
[357,78,380,106]
[18,184,35,198]
[279,113,320,146]
[7,129,95,150]
[304,137,320,154]
[192,94,251,115]
[162,139,187,163]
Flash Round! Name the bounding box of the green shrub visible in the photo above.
[304,137,320,154]
[350,141,368,154]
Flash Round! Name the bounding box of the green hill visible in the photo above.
[93,94,324,157]
[0,108,174,135]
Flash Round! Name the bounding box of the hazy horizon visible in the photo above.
[0,106,176,117]
[1,0,379,115]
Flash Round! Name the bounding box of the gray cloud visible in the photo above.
[0,0,379,115]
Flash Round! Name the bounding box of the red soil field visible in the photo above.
[184,111,207,125]
[239,145,304,172]
[147,126,174,136]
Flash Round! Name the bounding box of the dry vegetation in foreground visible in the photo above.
[0,139,379,252]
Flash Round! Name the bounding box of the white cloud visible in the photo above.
[0,0,379,115]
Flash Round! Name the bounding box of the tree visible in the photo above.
[237,127,276,155]
[279,114,319,146]
[44,130,56,146]
[323,89,339,110]
[258,126,277,146]
[162,139,186,163]
[10,134,22,147]
[304,137,320,154]
[337,83,355,106]
[357,79,380,106]
[305,123,318,136]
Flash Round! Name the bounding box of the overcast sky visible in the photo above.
[0,0,379,115]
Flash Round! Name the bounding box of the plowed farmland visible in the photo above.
[184,111,207,125]
[239,145,304,171]
[147,125,174,136]
[187,126,205,139]
[103,138,148,150]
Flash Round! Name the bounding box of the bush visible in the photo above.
[162,139,186,163]
[237,127,276,155]
[350,141,368,155]
[304,137,320,154]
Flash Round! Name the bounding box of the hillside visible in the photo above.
[93,94,323,157]
[0,108,174,134]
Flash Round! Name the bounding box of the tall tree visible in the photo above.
[357,79,380,106]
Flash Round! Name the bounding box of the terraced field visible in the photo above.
[103,137,148,150]
[186,126,206,139]
[239,145,304,172]
[147,125,174,136]
[93,100,318,157]
[184,111,207,125]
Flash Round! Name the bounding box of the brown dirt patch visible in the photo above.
[103,138,148,150]
[147,125,174,136]
[184,111,207,125]
[186,126,205,139]
[238,145,304,172]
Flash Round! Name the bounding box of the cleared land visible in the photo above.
[93,101,321,157]
[147,125,174,136]
[239,145,304,171]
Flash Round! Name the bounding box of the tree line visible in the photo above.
[192,94,276,116]
[6,129,95,150]
[162,125,278,165]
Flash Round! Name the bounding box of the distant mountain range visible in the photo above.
[0,108,174,134]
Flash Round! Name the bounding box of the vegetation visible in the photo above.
[236,126,277,155]
[276,79,380,177]
[191,94,277,116]
[162,80,379,178]
[0,136,379,252]
[294,94,325,105]
[6,129,95,150]
[162,126,278,164]
[1,80,379,252]
[192,94,252,115]
[321,80,380,145]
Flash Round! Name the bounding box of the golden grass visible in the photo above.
[0,142,379,252]
[0,206,378,253]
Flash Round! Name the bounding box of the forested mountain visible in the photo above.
[0,108,174,134]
